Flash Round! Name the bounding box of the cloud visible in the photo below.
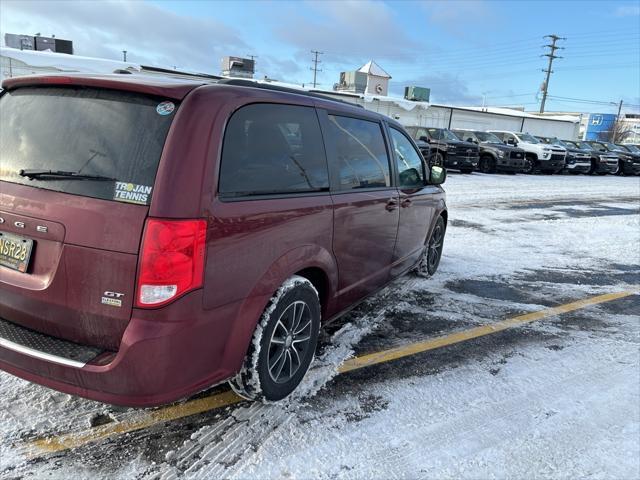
[420,0,495,38]
[389,73,481,105]
[272,0,422,62]
[613,4,640,16]
[264,0,426,87]
[0,0,248,72]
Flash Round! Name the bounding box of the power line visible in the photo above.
[539,34,565,113]
[547,95,620,106]
[310,50,323,88]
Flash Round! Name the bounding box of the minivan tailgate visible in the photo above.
[0,185,147,350]
[0,84,177,351]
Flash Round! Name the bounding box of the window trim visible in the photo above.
[216,102,330,199]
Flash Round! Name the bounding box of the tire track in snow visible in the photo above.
[147,306,393,479]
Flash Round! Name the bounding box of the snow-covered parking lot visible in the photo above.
[2,173,639,479]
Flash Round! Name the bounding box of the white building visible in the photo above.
[316,90,580,139]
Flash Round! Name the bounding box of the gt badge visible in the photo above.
[102,291,124,307]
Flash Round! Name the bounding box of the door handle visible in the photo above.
[385,198,398,211]
[401,198,412,208]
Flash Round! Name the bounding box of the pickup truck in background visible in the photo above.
[452,129,526,174]
[586,141,640,176]
[405,126,480,173]
[536,137,591,174]
[571,141,620,175]
[488,130,566,174]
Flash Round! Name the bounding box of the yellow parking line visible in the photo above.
[338,289,637,373]
[25,288,638,456]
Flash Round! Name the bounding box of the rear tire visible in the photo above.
[229,275,320,402]
[414,216,445,278]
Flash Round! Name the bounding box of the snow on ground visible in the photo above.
[1,173,639,479]
[232,312,639,480]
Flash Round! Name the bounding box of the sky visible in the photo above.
[1,0,639,114]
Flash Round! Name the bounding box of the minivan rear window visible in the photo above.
[0,86,176,205]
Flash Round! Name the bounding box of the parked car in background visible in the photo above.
[614,145,640,175]
[452,129,526,174]
[488,130,566,174]
[535,137,591,174]
[405,126,479,173]
[571,141,620,175]
[622,144,640,152]
[0,74,448,406]
[586,141,640,176]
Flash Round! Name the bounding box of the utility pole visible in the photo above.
[612,100,624,142]
[539,34,565,113]
[122,50,127,62]
[310,50,323,88]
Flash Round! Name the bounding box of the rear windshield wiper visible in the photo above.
[19,169,116,181]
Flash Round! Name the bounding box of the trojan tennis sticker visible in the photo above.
[113,182,152,205]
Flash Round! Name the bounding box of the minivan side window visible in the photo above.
[327,115,391,190]
[390,128,424,188]
[219,104,329,196]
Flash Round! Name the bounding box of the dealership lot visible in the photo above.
[1,173,639,479]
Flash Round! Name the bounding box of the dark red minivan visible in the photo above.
[0,74,447,406]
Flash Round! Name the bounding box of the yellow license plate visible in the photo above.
[0,232,34,273]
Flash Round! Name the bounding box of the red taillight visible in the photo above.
[135,218,207,308]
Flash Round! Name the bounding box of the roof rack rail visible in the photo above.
[141,65,222,80]
[216,78,363,108]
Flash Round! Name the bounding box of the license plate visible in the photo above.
[0,232,34,273]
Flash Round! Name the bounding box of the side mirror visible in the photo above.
[420,135,430,143]
[429,165,446,185]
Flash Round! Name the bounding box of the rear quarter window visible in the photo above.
[0,86,176,205]
[218,103,329,197]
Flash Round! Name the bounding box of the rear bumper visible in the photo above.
[0,291,266,407]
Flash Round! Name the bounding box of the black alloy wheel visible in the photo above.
[229,276,320,401]
[523,156,536,174]
[479,155,495,174]
[414,216,445,278]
